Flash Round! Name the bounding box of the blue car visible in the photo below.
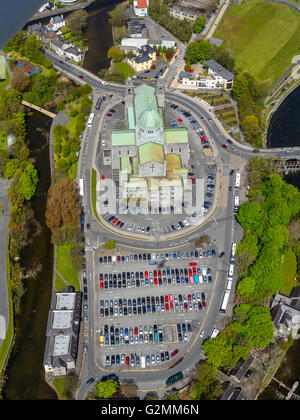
[171,123,178,127]
[191,119,197,123]
[147,304,151,313]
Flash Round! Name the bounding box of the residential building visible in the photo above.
[220,383,248,400]
[133,0,148,17]
[43,288,82,376]
[230,355,254,383]
[49,39,67,56]
[128,44,156,72]
[178,59,234,91]
[271,287,300,339]
[64,45,83,62]
[48,15,65,32]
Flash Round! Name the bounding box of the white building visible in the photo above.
[43,290,82,376]
[178,59,234,91]
[133,0,148,17]
[64,46,83,62]
[48,15,66,31]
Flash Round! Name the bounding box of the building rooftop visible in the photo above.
[164,128,189,143]
[137,0,148,8]
[55,293,76,310]
[139,142,164,165]
[53,334,70,356]
[111,130,135,146]
[52,310,73,330]
[204,59,234,81]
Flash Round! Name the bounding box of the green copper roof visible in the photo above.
[138,105,162,129]
[134,84,159,124]
[121,156,132,174]
[139,142,164,165]
[111,130,135,146]
[127,106,135,130]
[164,128,188,143]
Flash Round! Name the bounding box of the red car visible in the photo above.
[106,113,112,117]
[126,356,130,366]
[188,294,192,301]
[99,273,103,279]
[165,295,168,303]
[100,282,104,290]
[158,270,161,277]
[78,75,84,79]
[202,300,207,308]
[116,220,121,226]
[108,94,113,98]
[154,270,157,276]
[165,303,169,311]
[101,174,105,180]
[178,118,183,122]
[154,277,158,285]
[117,256,120,262]
[134,327,138,335]
[170,301,174,310]
[200,136,206,141]
[171,349,179,358]
[145,271,148,277]
[184,302,188,311]
[189,268,192,276]
[189,262,197,266]
[193,267,197,274]
[112,218,118,224]
[222,144,228,149]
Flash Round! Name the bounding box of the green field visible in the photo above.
[214,0,300,84]
[56,244,80,291]
[114,62,135,79]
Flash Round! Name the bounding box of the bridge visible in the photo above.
[273,157,300,174]
[21,100,56,118]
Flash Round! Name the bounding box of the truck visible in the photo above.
[141,354,146,369]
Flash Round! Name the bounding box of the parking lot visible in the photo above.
[93,249,218,370]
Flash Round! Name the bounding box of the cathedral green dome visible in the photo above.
[138,105,162,130]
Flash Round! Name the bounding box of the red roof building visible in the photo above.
[137,0,147,8]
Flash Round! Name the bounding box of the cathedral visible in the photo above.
[110,79,190,210]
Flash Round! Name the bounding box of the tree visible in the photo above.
[236,201,264,232]
[97,379,118,399]
[240,115,262,143]
[11,69,30,92]
[66,10,88,36]
[46,176,80,233]
[193,16,206,33]
[188,362,222,400]
[107,47,125,63]
[16,163,38,201]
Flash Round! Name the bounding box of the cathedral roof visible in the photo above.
[139,142,164,165]
[138,105,162,129]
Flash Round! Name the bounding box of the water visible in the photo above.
[0,0,45,49]
[3,111,56,400]
[267,84,300,148]
[83,0,122,74]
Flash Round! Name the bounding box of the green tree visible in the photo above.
[97,379,118,399]
[193,16,206,33]
[188,362,222,400]
[16,163,38,200]
[107,47,125,63]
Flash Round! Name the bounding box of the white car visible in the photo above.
[200,330,205,338]
[101,81,108,85]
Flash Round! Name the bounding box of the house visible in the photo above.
[204,59,234,90]
[128,44,156,72]
[168,4,199,21]
[64,46,82,63]
[48,14,65,32]
[220,383,248,400]
[230,355,254,383]
[43,289,82,376]
[50,39,67,56]
[178,59,234,91]
[271,287,300,339]
[121,38,148,53]
[133,0,148,17]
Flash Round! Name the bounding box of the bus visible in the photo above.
[219,290,230,314]
[234,196,239,213]
[226,279,233,291]
[230,243,236,264]
[95,97,102,111]
[79,179,84,196]
[87,112,94,127]
[235,172,241,188]
[166,371,183,386]
[228,264,234,278]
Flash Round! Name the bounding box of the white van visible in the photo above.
[211,329,219,339]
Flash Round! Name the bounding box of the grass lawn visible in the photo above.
[114,62,135,79]
[91,168,99,221]
[56,244,80,291]
[279,247,297,296]
[55,273,67,292]
[0,246,14,373]
[214,0,300,84]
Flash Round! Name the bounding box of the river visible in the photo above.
[3,111,57,400]
[267,84,300,148]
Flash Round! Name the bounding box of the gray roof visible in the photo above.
[178,71,193,80]
[51,15,64,24]
[231,355,254,381]
[64,46,81,56]
[220,383,248,400]
[205,59,234,80]
[208,37,223,47]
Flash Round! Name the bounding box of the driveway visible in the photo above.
[0,179,10,348]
